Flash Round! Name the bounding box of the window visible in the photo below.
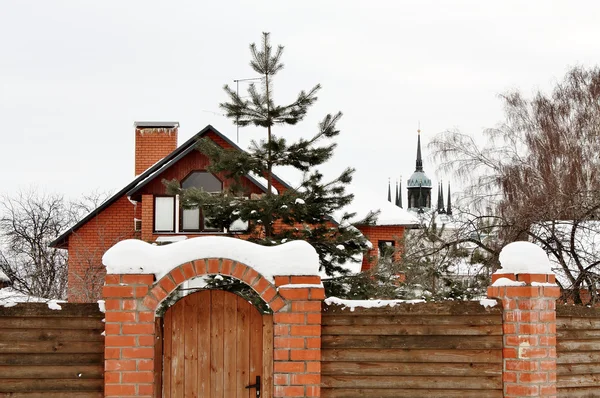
[153,171,225,233]
[154,196,175,232]
[180,171,223,232]
[378,240,395,259]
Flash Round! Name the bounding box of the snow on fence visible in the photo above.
[320,300,504,398]
[556,305,600,397]
[0,303,104,397]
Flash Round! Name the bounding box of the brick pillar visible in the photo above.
[488,271,560,398]
[103,274,156,397]
[273,276,324,398]
[141,194,154,242]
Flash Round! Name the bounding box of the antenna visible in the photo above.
[233,77,262,143]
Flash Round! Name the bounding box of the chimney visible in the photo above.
[134,122,179,176]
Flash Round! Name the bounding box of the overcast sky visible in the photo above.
[1,1,599,205]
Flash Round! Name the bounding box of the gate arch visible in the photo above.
[142,258,286,314]
[103,245,324,398]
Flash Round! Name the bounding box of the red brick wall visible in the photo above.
[67,196,139,302]
[356,225,405,271]
[134,127,177,176]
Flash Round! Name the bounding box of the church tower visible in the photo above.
[407,128,432,212]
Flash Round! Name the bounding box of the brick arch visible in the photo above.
[141,258,286,313]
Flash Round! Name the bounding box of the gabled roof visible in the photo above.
[50,125,292,248]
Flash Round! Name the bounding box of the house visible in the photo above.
[50,122,418,302]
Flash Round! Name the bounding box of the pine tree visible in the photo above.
[166,32,371,278]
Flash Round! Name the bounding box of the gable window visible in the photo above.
[180,171,223,232]
[154,196,176,232]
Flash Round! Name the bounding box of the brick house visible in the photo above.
[50,122,418,302]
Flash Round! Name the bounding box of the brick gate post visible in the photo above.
[487,242,560,398]
[103,274,156,397]
[273,275,324,398]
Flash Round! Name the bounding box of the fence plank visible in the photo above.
[0,365,102,379]
[322,314,502,326]
[322,324,502,336]
[322,375,502,389]
[321,388,503,398]
[0,317,103,330]
[322,335,501,350]
[322,361,501,376]
[323,348,502,363]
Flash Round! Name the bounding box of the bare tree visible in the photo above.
[0,190,70,299]
[430,66,600,304]
[0,188,114,301]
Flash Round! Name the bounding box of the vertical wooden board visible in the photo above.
[184,294,199,398]
[236,295,251,398]
[172,298,185,398]
[249,304,263,397]
[223,292,238,397]
[163,308,172,397]
[154,316,163,398]
[210,291,225,398]
[262,314,274,398]
[197,291,212,398]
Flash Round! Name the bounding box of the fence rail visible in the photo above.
[0,303,104,397]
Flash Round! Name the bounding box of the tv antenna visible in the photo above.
[233,77,262,143]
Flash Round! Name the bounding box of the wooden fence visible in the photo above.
[0,303,104,397]
[557,305,600,398]
[321,301,504,398]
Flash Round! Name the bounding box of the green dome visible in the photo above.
[407,171,432,188]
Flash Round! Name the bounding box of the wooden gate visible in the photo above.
[161,290,273,398]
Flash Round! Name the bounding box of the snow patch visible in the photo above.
[102,236,320,281]
[479,298,498,308]
[491,278,527,287]
[495,241,553,275]
[97,300,106,313]
[324,296,425,312]
[47,300,62,310]
[295,198,305,205]
[0,270,9,282]
[278,283,323,289]
[156,236,188,243]
[531,281,558,287]
[0,288,58,307]
[229,219,248,232]
[335,193,420,226]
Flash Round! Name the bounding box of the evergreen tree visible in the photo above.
[166,32,371,278]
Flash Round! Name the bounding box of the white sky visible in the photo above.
[1,0,599,204]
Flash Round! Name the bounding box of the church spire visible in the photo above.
[446,182,452,216]
[395,180,399,207]
[398,178,403,208]
[415,128,424,172]
[387,178,391,202]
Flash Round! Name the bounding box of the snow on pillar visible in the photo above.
[487,241,560,398]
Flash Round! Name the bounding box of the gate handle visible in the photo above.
[245,375,261,397]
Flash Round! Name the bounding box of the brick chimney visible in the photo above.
[134,122,179,176]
